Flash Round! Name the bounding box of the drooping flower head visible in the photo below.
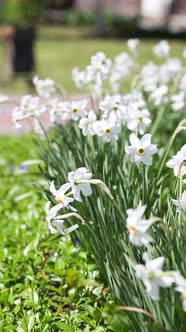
[167,144,186,177]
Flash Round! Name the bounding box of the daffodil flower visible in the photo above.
[167,144,186,177]
[172,190,186,212]
[127,206,155,246]
[67,167,113,201]
[125,133,157,166]
[50,181,75,211]
[135,253,175,301]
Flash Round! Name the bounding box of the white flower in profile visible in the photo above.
[126,205,154,246]
[183,48,186,58]
[0,93,9,104]
[90,52,112,76]
[93,119,120,142]
[135,253,175,301]
[33,76,56,98]
[150,85,168,106]
[99,95,127,122]
[127,38,139,56]
[125,133,157,166]
[172,190,186,213]
[166,145,186,177]
[140,61,159,93]
[79,110,97,136]
[112,52,133,79]
[123,90,146,109]
[171,92,185,112]
[50,181,75,210]
[67,167,93,202]
[44,201,82,235]
[72,67,87,89]
[126,104,151,134]
[44,201,62,234]
[12,95,42,128]
[175,274,186,312]
[166,58,182,80]
[180,74,186,91]
[153,40,170,58]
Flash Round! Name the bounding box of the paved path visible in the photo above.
[0,100,19,135]
[0,97,50,135]
[0,95,85,135]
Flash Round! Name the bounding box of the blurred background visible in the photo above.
[0,0,186,95]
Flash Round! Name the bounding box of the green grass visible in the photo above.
[0,136,131,331]
[0,26,186,94]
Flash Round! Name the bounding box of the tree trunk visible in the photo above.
[95,0,104,36]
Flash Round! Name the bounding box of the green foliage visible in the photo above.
[36,64,186,331]
[104,12,139,35]
[0,136,125,331]
[63,10,95,27]
[0,0,42,25]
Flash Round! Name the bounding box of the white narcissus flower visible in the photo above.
[126,104,151,135]
[44,201,62,234]
[183,48,186,58]
[67,167,113,202]
[111,52,134,81]
[175,274,186,312]
[180,74,186,91]
[99,95,127,123]
[93,119,120,142]
[166,145,186,177]
[50,181,75,210]
[123,90,146,109]
[72,67,87,89]
[149,85,168,106]
[90,52,112,77]
[171,92,185,112]
[63,100,88,121]
[44,201,82,235]
[172,190,186,212]
[67,167,93,202]
[33,76,56,98]
[12,95,43,128]
[166,58,182,80]
[0,93,9,104]
[135,253,175,301]
[153,40,170,58]
[125,133,157,166]
[140,61,159,93]
[126,206,154,246]
[127,38,139,57]
[79,110,97,136]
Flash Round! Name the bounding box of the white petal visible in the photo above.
[44,201,50,214]
[50,181,57,196]
[129,133,140,147]
[142,154,152,166]
[141,134,151,146]
[81,184,92,196]
[59,183,72,193]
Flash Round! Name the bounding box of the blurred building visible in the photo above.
[43,0,186,32]
[75,0,186,32]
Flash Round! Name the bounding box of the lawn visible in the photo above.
[0,26,185,94]
[0,136,129,331]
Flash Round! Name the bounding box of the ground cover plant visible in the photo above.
[0,136,126,331]
[4,38,186,331]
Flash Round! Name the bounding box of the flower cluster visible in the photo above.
[44,167,113,235]
[6,39,186,318]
